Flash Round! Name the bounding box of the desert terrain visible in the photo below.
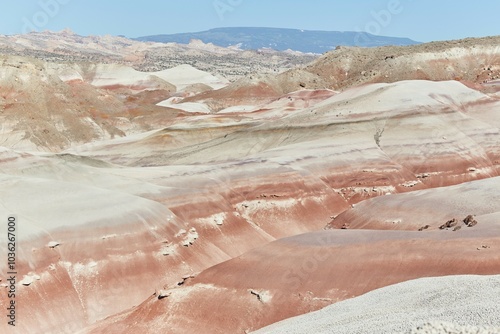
[0,32,499,333]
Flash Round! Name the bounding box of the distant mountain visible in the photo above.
[136,27,420,53]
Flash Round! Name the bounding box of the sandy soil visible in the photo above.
[254,275,500,334]
[0,34,498,334]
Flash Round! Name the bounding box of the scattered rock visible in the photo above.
[463,215,474,224]
[401,180,419,188]
[418,225,430,231]
[47,241,60,249]
[212,215,224,226]
[182,228,199,247]
[467,167,477,172]
[20,276,34,286]
[177,274,196,286]
[463,215,478,227]
[156,289,171,300]
[439,218,457,230]
[182,274,196,280]
[249,289,271,303]
[439,218,460,230]
[341,223,349,230]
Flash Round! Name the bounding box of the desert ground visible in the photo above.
[0,31,499,333]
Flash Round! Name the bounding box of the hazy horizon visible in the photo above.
[0,0,499,42]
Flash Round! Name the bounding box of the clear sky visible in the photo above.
[0,0,498,42]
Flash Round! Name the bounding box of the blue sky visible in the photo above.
[0,0,498,42]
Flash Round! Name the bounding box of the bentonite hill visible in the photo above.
[0,31,499,334]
